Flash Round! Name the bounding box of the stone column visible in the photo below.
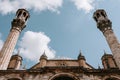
[0,9,30,70]
[93,9,120,68]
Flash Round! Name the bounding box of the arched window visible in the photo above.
[96,13,100,18]
[17,11,22,17]
[25,16,28,21]
[94,17,98,22]
[49,73,79,80]
[23,12,26,17]
[101,12,106,17]
[52,76,74,80]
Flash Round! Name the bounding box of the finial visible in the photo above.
[43,50,46,55]
[104,50,107,55]
[17,49,21,55]
[79,50,82,56]
[79,50,84,57]
[23,64,26,69]
[98,64,101,69]
[41,50,47,57]
[78,50,85,60]
[40,51,47,60]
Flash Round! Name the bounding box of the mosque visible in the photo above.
[0,9,120,80]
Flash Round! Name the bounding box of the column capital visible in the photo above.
[11,19,26,32]
[97,19,112,33]
[93,9,112,33]
[11,9,30,32]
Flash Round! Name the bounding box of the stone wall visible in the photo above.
[0,67,120,80]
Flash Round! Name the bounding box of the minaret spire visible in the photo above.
[93,9,120,68]
[98,64,101,69]
[39,51,47,68]
[7,50,23,70]
[78,51,86,67]
[104,50,107,55]
[0,9,30,70]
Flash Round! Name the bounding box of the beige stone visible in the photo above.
[0,9,120,80]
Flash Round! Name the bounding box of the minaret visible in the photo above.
[93,9,120,68]
[0,9,30,70]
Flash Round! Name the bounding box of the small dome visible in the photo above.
[11,50,22,61]
[11,54,22,61]
[78,51,86,60]
[40,52,47,60]
[101,51,113,60]
[15,50,22,59]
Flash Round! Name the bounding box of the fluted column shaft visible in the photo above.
[0,29,20,70]
[0,9,30,70]
[103,29,120,68]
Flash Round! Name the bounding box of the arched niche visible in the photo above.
[52,76,74,80]
[49,73,79,80]
[106,78,120,80]
[8,78,21,80]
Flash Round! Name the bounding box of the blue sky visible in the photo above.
[0,0,120,68]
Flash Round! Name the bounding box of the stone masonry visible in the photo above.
[0,9,120,80]
[0,9,30,70]
[93,9,120,69]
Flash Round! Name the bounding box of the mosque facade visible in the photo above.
[0,9,120,80]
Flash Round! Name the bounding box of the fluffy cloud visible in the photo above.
[0,0,63,15]
[72,0,95,13]
[0,33,3,50]
[19,31,55,62]
[0,0,97,14]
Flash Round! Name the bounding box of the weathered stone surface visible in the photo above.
[0,68,120,80]
[0,9,120,80]
[0,9,29,70]
[93,9,120,69]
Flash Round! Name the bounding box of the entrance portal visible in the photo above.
[53,76,74,80]
[106,78,120,80]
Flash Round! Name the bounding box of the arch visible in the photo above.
[6,75,22,80]
[49,73,79,80]
[105,78,120,80]
[23,12,26,17]
[53,76,74,80]
[17,11,22,17]
[25,16,28,21]
[96,13,100,18]
[101,12,106,17]
[8,78,21,80]
[104,75,120,80]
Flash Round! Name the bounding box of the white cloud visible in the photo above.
[71,0,95,13]
[18,31,55,62]
[0,33,3,50]
[0,0,63,15]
